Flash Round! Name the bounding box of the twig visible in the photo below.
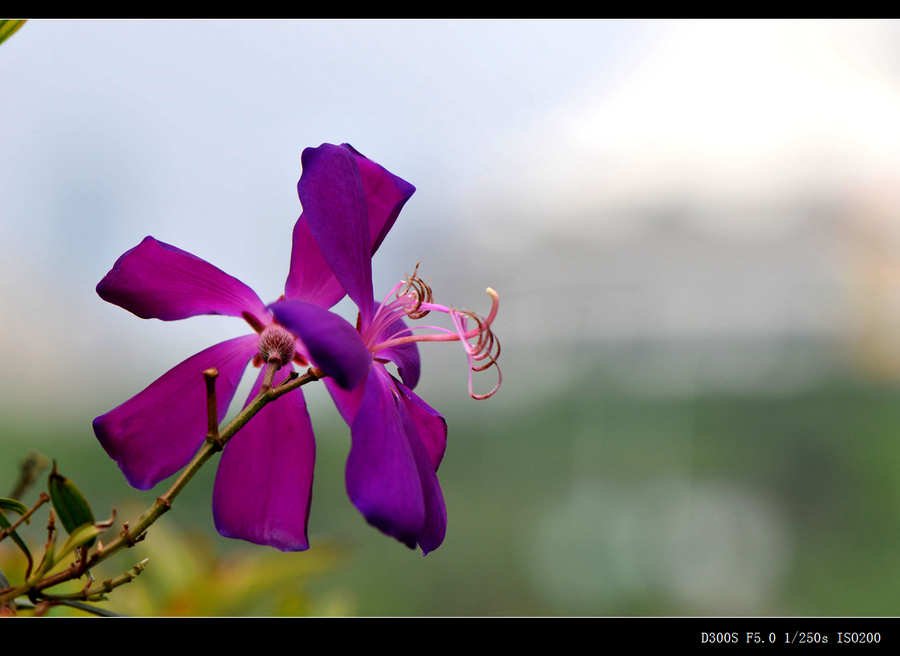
[0,366,324,607]
[86,366,323,566]
[7,451,50,501]
[41,558,149,603]
[203,368,223,450]
[0,493,50,541]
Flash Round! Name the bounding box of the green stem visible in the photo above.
[41,558,149,602]
[0,366,324,605]
[89,365,323,566]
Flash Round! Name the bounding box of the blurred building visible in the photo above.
[470,196,851,396]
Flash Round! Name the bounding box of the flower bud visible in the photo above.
[48,461,96,546]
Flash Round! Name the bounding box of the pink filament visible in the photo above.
[370,285,502,400]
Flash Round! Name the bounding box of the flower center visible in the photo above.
[257,324,296,367]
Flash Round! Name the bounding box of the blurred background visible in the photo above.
[4,19,900,615]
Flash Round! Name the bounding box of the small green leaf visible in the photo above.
[48,462,96,547]
[0,512,31,564]
[0,20,26,47]
[56,524,104,561]
[0,498,29,518]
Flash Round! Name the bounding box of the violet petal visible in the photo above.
[93,334,259,490]
[284,216,347,309]
[396,379,447,472]
[213,365,315,552]
[269,300,371,391]
[296,144,374,322]
[343,143,416,255]
[97,236,271,327]
[346,367,425,549]
[287,145,415,314]
[397,391,447,555]
[324,376,367,427]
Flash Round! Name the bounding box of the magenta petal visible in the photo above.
[213,365,315,552]
[97,236,271,326]
[343,143,416,255]
[396,380,447,472]
[324,376,367,427]
[400,401,447,555]
[93,334,259,490]
[286,145,415,310]
[269,300,371,391]
[329,369,446,552]
[297,144,374,321]
[284,216,346,308]
[346,368,425,549]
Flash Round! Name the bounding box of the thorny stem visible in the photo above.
[0,366,323,606]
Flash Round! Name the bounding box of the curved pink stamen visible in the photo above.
[450,306,501,400]
[373,288,499,352]
[370,286,501,400]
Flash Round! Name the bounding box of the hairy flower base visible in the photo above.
[257,324,296,367]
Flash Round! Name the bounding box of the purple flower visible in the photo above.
[270,144,500,555]
[93,143,414,552]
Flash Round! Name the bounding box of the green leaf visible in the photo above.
[56,524,104,563]
[48,462,96,546]
[0,20,26,47]
[0,498,29,518]
[0,512,31,563]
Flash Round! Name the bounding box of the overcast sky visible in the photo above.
[4,19,900,418]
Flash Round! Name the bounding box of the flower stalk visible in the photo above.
[90,365,323,565]
[0,366,322,607]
